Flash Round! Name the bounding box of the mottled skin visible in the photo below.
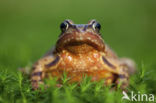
[31,20,136,89]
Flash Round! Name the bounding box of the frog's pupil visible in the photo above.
[95,23,101,30]
[60,22,67,31]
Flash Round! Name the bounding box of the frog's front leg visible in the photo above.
[31,55,60,89]
[31,62,44,89]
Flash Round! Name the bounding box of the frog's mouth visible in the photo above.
[56,32,105,53]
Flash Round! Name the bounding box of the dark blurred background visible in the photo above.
[0,0,156,72]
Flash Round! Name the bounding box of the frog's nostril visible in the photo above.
[75,24,87,31]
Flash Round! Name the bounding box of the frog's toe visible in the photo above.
[18,66,31,75]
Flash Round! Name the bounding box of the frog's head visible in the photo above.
[56,20,105,54]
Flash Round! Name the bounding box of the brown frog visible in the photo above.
[31,20,136,89]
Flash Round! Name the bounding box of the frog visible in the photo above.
[31,19,136,89]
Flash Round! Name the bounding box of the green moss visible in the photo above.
[0,65,155,103]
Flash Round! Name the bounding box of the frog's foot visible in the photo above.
[31,70,44,90]
[115,73,129,90]
[31,80,44,90]
[56,83,63,88]
[18,66,31,75]
[119,58,136,75]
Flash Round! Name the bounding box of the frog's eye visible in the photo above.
[92,22,101,32]
[60,22,69,32]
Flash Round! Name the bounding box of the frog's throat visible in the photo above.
[56,32,105,53]
[64,43,99,54]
